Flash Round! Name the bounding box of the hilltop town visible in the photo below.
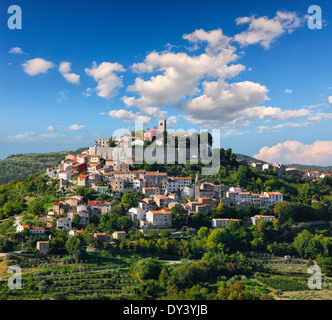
[0,119,332,301]
[9,119,331,254]
[11,119,288,249]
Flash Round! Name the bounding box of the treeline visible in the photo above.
[130,253,270,300]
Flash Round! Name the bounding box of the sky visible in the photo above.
[1,0,332,165]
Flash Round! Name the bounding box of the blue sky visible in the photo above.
[1,0,332,165]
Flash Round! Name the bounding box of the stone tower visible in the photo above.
[158,118,166,132]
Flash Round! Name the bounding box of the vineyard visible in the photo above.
[256,275,308,291]
[0,253,141,300]
[250,254,332,299]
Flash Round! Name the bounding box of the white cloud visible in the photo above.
[68,124,86,131]
[5,131,66,142]
[63,73,80,84]
[108,109,151,124]
[128,48,244,108]
[166,115,178,127]
[59,61,80,84]
[256,110,332,133]
[183,28,231,52]
[179,79,269,127]
[59,62,71,73]
[257,121,312,134]
[56,90,69,103]
[82,87,93,97]
[46,125,58,132]
[9,47,25,54]
[328,96,332,104]
[123,16,304,127]
[253,140,332,166]
[22,58,54,76]
[284,88,292,93]
[85,61,125,98]
[268,108,310,121]
[234,11,302,49]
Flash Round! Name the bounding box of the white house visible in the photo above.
[212,218,240,229]
[168,177,192,193]
[132,178,144,190]
[58,170,73,181]
[69,229,83,236]
[263,192,283,206]
[251,215,276,226]
[128,207,147,222]
[145,209,172,228]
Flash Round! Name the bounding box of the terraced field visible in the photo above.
[250,254,332,300]
[0,253,141,300]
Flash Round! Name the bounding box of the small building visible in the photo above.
[58,170,73,181]
[168,177,192,193]
[143,187,160,196]
[72,162,87,175]
[36,241,50,255]
[112,231,126,240]
[30,227,45,235]
[212,218,240,229]
[145,209,172,228]
[90,155,101,163]
[77,174,89,186]
[251,215,276,226]
[69,229,83,237]
[151,195,171,208]
[128,207,147,222]
[93,232,109,243]
[56,217,72,231]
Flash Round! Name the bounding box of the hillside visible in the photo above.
[236,154,332,174]
[0,147,88,185]
[1,148,331,185]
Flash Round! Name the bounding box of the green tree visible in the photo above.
[160,229,172,238]
[132,258,162,280]
[108,137,116,147]
[65,236,85,262]
[117,216,132,230]
[121,191,139,210]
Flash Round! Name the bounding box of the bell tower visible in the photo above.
[158,118,166,132]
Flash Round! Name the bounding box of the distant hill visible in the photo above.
[235,154,266,164]
[236,153,332,174]
[0,147,88,185]
[284,164,332,174]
